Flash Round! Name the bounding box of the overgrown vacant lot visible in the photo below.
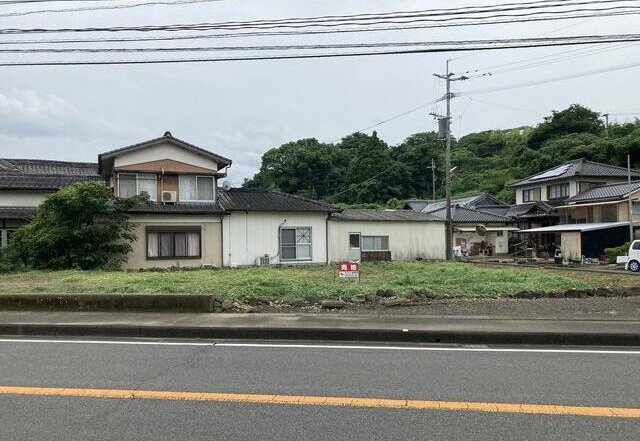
[0,262,637,301]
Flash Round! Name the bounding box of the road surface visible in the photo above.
[0,337,638,440]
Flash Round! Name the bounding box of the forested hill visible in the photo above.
[243,105,640,206]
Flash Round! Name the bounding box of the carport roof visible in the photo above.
[520,222,629,233]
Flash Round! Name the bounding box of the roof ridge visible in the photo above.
[0,158,98,166]
[585,180,640,189]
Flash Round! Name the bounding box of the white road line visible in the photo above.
[216,343,640,355]
[0,339,638,354]
[0,338,214,347]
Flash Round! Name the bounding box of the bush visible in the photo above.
[3,182,148,270]
[604,242,630,264]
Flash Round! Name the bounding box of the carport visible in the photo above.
[521,222,631,260]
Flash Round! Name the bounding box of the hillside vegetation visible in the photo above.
[244,104,640,205]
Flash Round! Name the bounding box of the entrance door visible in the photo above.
[348,233,361,261]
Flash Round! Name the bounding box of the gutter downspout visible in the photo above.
[326,213,330,265]
[628,155,634,242]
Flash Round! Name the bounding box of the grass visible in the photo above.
[0,262,636,301]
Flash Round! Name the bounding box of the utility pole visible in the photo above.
[433,60,468,260]
[427,158,436,200]
[628,154,634,243]
[603,113,609,137]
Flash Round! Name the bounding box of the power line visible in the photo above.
[2,33,638,53]
[2,34,640,66]
[1,2,639,34]
[0,0,223,17]
[3,8,639,45]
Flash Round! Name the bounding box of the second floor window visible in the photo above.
[522,188,541,203]
[547,183,569,199]
[179,175,214,202]
[119,173,157,201]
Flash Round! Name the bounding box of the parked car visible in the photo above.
[622,240,640,272]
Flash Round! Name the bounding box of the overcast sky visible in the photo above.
[1,0,639,184]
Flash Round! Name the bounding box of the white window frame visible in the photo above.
[349,232,361,249]
[179,175,216,202]
[547,183,569,199]
[118,172,157,201]
[361,235,389,252]
[522,188,540,203]
[280,226,312,262]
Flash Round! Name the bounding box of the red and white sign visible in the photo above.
[338,262,360,279]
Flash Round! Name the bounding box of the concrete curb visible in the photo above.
[1,323,638,346]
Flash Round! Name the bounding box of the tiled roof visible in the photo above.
[218,188,338,212]
[511,158,640,187]
[404,200,430,212]
[98,132,232,168]
[564,181,640,204]
[414,193,508,213]
[0,174,102,190]
[425,206,513,223]
[0,158,98,176]
[332,209,443,222]
[129,202,224,215]
[505,201,558,219]
[0,206,37,219]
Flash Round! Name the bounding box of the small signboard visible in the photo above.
[338,262,360,280]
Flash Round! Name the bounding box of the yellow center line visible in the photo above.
[0,386,638,419]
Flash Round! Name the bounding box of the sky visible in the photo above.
[1,0,639,185]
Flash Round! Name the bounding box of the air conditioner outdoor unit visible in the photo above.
[162,191,177,203]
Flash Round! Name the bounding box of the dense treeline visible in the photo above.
[244,105,640,205]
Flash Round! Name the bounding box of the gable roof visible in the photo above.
[98,132,232,175]
[0,158,101,191]
[414,192,508,213]
[511,158,640,187]
[332,209,443,222]
[218,188,338,212]
[564,181,640,204]
[505,201,558,219]
[424,206,513,223]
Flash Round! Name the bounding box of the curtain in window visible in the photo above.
[138,173,157,201]
[179,175,197,201]
[187,232,200,257]
[197,176,214,201]
[147,233,159,258]
[174,233,187,257]
[159,233,173,257]
[119,174,137,198]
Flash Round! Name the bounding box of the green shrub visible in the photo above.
[3,182,148,270]
[604,242,630,263]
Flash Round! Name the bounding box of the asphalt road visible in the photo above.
[0,338,638,440]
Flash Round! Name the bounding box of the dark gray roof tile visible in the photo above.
[332,209,442,222]
[564,181,640,204]
[0,206,36,219]
[425,206,513,223]
[511,159,640,187]
[218,188,337,212]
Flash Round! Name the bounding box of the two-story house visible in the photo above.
[515,158,640,260]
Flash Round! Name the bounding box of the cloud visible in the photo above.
[0,89,138,140]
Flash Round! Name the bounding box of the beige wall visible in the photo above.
[515,177,630,205]
[113,141,220,171]
[328,220,446,262]
[123,214,222,269]
[222,211,329,266]
[561,231,582,261]
[0,191,49,207]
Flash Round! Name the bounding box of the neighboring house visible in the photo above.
[511,158,640,206]
[0,158,101,248]
[406,192,508,213]
[422,206,517,256]
[328,209,446,262]
[523,181,640,260]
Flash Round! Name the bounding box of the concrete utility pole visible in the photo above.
[603,113,609,137]
[428,158,436,200]
[433,60,468,260]
[628,154,634,243]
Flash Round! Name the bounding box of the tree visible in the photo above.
[527,104,604,149]
[3,182,148,270]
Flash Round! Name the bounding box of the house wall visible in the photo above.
[0,191,49,207]
[561,231,582,260]
[124,214,223,269]
[327,220,446,262]
[222,211,329,267]
[113,141,219,171]
[515,177,630,205]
